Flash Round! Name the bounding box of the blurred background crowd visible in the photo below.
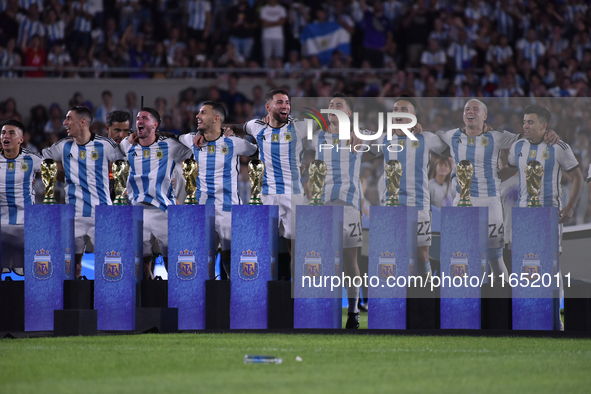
[1,0,590,225]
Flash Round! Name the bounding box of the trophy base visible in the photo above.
[248,198,263,206]
[385,198,400,207]
[184,198,199,205]
[42,198,56,205]
[457,199,473,207]
[113,198,128,206]
[309,199,323,206]
[527,201,542,208]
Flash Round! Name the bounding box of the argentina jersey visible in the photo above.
[0,148,42,225]
[437,128,519,198]
[179,133,257,212]
[379,132,447,209]
[43,134,123,217]
[314,130,363,210]
[509,140,579,209]
[244,118,311,196]
[121,135,193,211]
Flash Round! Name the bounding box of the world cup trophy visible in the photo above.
[385,160,403,206]
[309,159,327,206]
[525,160,543,208]
[41,159,57,204]
[248,159,264,205]
[182,158,199,205]
[112,160,130,205]
[457,159,474,207]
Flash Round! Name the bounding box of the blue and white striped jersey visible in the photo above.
[179,133,257,212]
[45,21,65,44]
[508,140,579,209]
[244,118,311,196]
[436,128,519,198]
[72,2,92,33]
[121,135,192,212]
[43,134,123,217]
[16,14,45,47]
[186,0,211,31]
[312,130,364,210]
[0,148,42,225]
[379,132,448,209]
[516,39,546,68]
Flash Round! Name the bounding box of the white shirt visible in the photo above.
[260,4,286,39]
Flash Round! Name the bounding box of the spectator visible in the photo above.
[516,28,546,69]
[227,0,257,60]
[0,37,21,77]
[69,0,94,55]
[447,29,477,72]
[21,33,46,77]
[0,0,20,47]
[0,97,21,121]
[16,4,45,48]
[46,42,72,77]
[259,0,287,67]
[420,39,446,75]
[185,0,211,42]
[95,90,117,124]
[429,156,455,208]
[44,7,65,46]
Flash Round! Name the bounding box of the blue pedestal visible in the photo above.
[440,207,488,329]
[512,207,560,330]
[168,205,215,330]
[230,205,278,329]
[368,206,417,329]
[294,205,343,329]
[24,205,75,331]
[94,205,143,331]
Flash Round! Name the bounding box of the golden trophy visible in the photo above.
[525,160,543,208]
[457,159,474,207]
[248,159,265,205]
[309,159,327,206]
[385,160,403,206]
[182,158,199,205]
[112,160,130,205]
[41,159,57,204]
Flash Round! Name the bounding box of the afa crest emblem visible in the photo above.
[65,247,72,276]
[21,162,29,172]
[411,140,420,149]
[32,249,53,280]
[304,251,323,277]
[481,136,489,146]
[542,149,550,160]
[221,144,229,155]
[239,250,259,281]
[284,132,292,142]
[450,251,470,277]
[156,148,163,159]
[91,149,99,160]
[521,252,541,281]
[103,250,123,282]
[377,251,397,282]
[176,249,197,280]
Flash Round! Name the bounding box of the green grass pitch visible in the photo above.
[1,331,590,394]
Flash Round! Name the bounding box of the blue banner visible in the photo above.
[24,205,74,331]
[168,205,215,330]
[294,205,343,329]
[230,205,279,329]
[512,207,560,330]
[368,206,417,329]
[440,207,488,329]
[94,205,143,331]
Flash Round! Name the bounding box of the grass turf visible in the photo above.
[1,333,590,393]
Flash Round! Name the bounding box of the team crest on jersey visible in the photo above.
[103,251,123,282]
[272,134,279,143]
[176,250,196,280]
[398,139,405,148]
[20,162,29,172]
[481,136,489,146]
[411,140,420,149]
[468,136,475,146]
[7,162,15,172]
[333,137,340,145]
[238,250,259,281]
[33,249,53,280]
[143,149,150,159]
[91,149,99,160]
[529,150,537,159]
[208,145,215,155]
[79,151,86,160]
[284,132,292,142]
[156,148,163,159]
[221,144,229,155]
[542,149,550,160]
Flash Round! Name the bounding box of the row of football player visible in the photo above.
[1,90,588,330]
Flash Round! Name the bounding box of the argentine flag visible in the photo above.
[300,21,351,65]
